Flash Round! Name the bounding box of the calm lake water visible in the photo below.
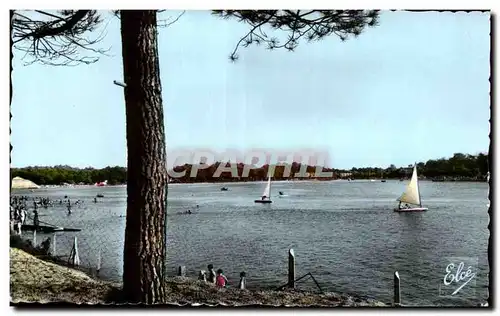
[12,180,489,306]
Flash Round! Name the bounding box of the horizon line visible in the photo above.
[10,151,488,172]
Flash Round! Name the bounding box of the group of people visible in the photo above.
[398,202,412,209]
[10,196,29,215]
[36,197,53,208]
[13,196,53,208]
[9,194,85,234]
[10,197,38,235]
[199,264,228,288]
[183,205,200,215]
[260,191,285,200]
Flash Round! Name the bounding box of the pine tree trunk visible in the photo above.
[120,10,168,304]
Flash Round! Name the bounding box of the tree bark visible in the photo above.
[120,10,168,304]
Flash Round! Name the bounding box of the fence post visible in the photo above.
[178,265,186,277]
[68,236,80,267]
[239,271,247,290]
[394,271,401,306]
[288,248,295,289]
[33,230,37,246]
[52,233,57,256]
[96,248,101,275]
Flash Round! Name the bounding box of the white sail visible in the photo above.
[262,177,271,198]
[397,165,421,206]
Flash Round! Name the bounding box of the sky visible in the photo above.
[11,10,490,169]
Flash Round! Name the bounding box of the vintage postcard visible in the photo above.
[9,9,490,308]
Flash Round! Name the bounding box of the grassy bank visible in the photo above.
[10,247,386,306]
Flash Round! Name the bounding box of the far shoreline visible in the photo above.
[10,177,488,193]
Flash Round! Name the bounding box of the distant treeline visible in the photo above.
[11,165,127,186]
[11,152,488,186]
[350,152,489,181]
[170,152,489,183]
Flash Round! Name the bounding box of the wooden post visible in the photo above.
[288,248,295,289]
[239,271,246,290]
[52,233,57,256]
[96,248,101,275]
[394,271,401,306]
[33,230,37,246]
[68,236,80,267]
[178,265,186,277]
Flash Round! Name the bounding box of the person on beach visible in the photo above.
[20,208,26,225]
[14,207,20,222]
[207,264,216,284]
[215,269,228,288]
[198,270,207,282]
[15,220,22,235]
[13,208,20,233]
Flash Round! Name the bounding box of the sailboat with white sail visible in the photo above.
[255,176,272,204]
[394,164,428,212]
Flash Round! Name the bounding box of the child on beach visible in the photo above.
[215,269,228,288]
[207,264,216,284]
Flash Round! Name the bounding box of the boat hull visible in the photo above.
[254,200,272,204]
[394,207,428,212]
